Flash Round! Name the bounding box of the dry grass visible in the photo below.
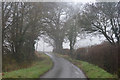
[3,53,53,78]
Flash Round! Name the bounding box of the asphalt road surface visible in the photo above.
[41,52,87,79]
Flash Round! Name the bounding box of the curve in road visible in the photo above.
[41,52,87,79]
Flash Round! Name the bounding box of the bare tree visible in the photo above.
[2,2,42,63]
[78,2,120,45]
[65,15,79,55]
[40,3,70,53]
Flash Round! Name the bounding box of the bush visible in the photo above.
[3,54,18,72]
[3,51,39,72]
[62,48,70,54]
[75,42,119,74]
[75,47,86,60]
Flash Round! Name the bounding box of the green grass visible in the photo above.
[77,60,115,78]
[3,53,53,78]
[57,54,117,78]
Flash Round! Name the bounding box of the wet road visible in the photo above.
[41,52,87,79]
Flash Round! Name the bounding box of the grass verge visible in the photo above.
[57,54,117,79]
[3,53,53,78]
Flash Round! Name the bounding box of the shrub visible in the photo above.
[62,48,70,54]
[75,42,119,74]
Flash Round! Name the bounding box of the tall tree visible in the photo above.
[2,2,42,63]
[66,15,79,55]
[65,3,83,55]
[40,3,70,53]
[78,2,120,45]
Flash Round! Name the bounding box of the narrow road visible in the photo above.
[41,52,87,79]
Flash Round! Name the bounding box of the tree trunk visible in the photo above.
[54,39,63,53]
[70,42,73,55]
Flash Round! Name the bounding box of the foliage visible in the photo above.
[2,2,42,63]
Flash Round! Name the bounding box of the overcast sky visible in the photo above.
[35,33,106,52]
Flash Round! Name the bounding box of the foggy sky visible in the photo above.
[35,34,106,52]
